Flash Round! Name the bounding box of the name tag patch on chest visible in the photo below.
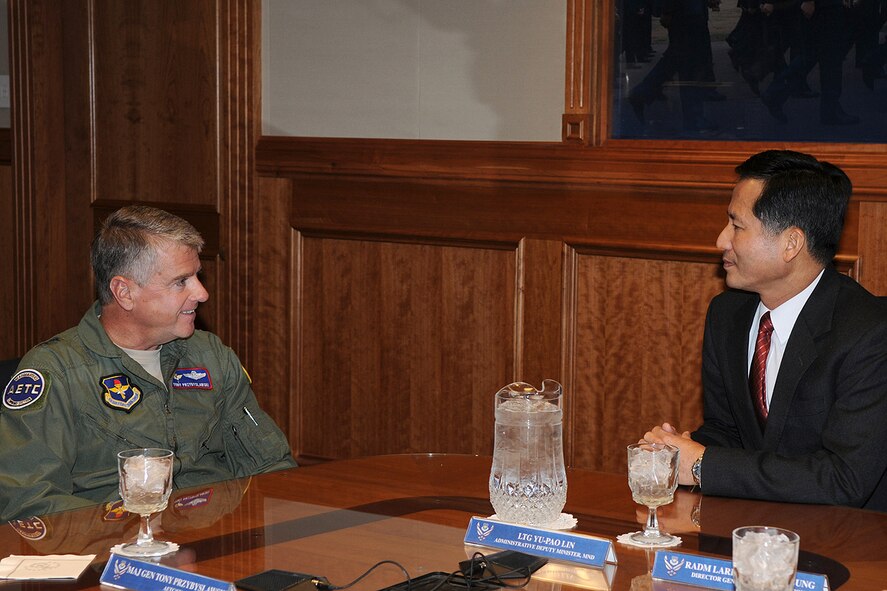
[101,374,142,412]
[3,369,48,410]
[173,488,214,511]
[172,368,213,389]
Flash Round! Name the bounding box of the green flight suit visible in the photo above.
[0,302,296,520]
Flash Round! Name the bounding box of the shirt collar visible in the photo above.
[755,269,825,345]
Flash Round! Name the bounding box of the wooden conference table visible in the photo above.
[1,454,886,591]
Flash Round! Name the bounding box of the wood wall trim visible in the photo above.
[10,0,57,352]
[218,0,259,364]
[258,137,743,187]
[253,176,295,453]
[564,0,588,116]
[296,229,518,252]
[257,137,887,199]
[562,0,592,144]
[287,176,726,246]
[285,175,860,263]
[9,0,32,351]
[560,244,579,466]
[573,241,723,264]
[514,238,564,385]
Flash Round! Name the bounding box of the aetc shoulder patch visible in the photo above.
[101,374,142,412]
[9,517,48,540]
[3,369,48,410]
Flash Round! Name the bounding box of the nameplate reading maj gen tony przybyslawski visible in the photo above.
[101,554,234,591]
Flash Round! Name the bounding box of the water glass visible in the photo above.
[116,448,176,557]
[732,526,800,591]
[626,442,680,546]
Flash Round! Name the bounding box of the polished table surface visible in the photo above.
[2,455,886,591]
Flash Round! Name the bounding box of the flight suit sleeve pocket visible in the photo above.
[222,406,292,477]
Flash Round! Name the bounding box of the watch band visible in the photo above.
[691,450,705,488]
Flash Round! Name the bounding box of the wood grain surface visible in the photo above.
[1,455,884,591]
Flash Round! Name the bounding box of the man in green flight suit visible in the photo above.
[0,206,296,520]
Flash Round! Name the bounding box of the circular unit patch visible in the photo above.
[9,516,48,540]
[3,369,47,410]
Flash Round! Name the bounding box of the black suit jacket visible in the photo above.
[692,267,887,511]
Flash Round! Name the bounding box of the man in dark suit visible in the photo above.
[644,150,887,511]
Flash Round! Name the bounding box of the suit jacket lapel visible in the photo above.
[763,268,839,447]
[727,296,765,449]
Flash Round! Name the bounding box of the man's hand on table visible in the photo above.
[642,423,705,486]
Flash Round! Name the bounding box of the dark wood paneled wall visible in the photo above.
[1,131,12,359]
[253,136,879,470]
[3,0,288,430]
[3,4,251,360]
[0,162,12,361]
[5,1,887,473]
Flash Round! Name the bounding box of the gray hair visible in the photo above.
[91,206,205,305]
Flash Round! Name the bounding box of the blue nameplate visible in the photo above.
[101,554,234,591]
[171,368,212,390]
[463,516,616,568]
[651,551,830,591]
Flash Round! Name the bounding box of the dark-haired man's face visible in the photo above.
[716,179,789,301]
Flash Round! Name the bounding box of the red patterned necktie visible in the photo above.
[750,311,774,427]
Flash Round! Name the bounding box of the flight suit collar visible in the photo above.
[78,301,190,387]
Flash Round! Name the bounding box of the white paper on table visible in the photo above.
[0,554,97,579]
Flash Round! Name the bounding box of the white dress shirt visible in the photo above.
[747,269,824,409]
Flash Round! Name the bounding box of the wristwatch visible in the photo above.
[691,450,705,488]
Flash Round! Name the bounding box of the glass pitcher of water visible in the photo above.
[489,379,566,525]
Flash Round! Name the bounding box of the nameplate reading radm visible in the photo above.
[651,551,829,591]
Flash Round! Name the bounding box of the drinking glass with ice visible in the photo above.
[116,448,176,557]
[625,442,680,546]
[732,526,800,591]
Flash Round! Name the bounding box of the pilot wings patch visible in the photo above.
[171,368,212,390]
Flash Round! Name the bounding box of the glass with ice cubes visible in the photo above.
[117,448,176,557]
[626,442,680,546]
[732,526,799,591]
